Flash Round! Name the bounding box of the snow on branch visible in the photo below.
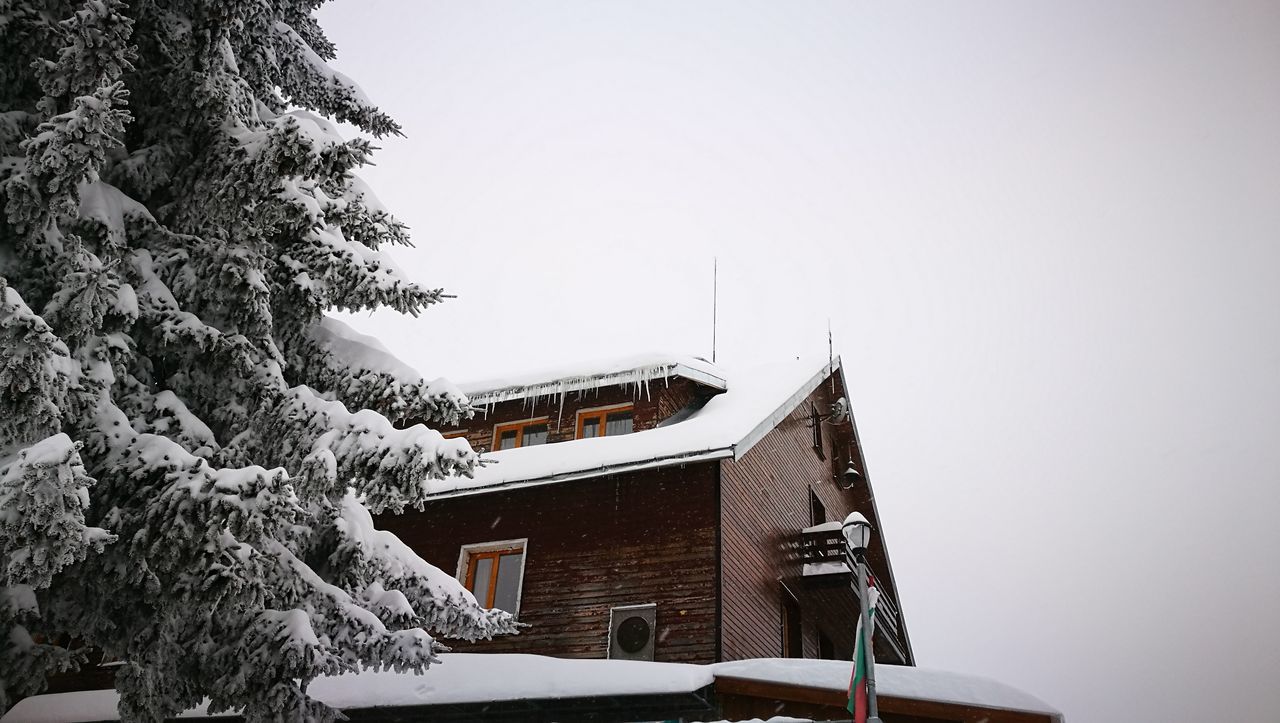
[1,1,515,717]
[279,223,445,317]
[74,419,444,722]
[271,386,475,514]
[223,111,438,317]
[0,282,77,447]
[334,174,411,250]
[291,316,470,427]
[23,81,132,215]
[125,249,258,373]
[271,22,400,138]
[0,434,114,591]
[329,493,519,641]
[72,179,154,247]
[266,541,438,676]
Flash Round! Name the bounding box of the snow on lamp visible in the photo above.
[841,511,872,556]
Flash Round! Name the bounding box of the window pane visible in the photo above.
[580,417,600,439]
[605,410,633,436]
[493,551,524,613]
[471,556,493,606]
[497,429,518,450]
[522,425,548,446]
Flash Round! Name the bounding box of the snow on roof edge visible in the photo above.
[459,353,727,405]
[425,355,842,499]
[425,447,735,501]
[712,659,1064,720]
[730,356,841,461]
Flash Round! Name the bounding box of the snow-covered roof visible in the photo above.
[714,659,1063,721]
[458,352,727,406]
[2,655,1062,722]
[426,355,840,499]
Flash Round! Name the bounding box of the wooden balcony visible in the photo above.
[798,525,909,664]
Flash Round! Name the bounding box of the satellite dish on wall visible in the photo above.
[829,397,850,424]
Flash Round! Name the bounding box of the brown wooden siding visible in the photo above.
[378,464,720,664]
[719,370,893,661]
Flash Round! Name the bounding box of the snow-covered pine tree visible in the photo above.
[0,1,516,719]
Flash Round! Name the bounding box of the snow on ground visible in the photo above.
[312,653,713,709]
[0,692,217,723]
[2,654,1062,722]
[1,654,713,722]
[429,354,839,497]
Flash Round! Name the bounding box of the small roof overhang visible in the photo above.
[460,354,727,408]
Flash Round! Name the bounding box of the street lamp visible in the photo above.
[841,511,872,553]
[841,512,882,723]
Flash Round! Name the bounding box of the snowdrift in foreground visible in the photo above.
[2,653,1062,722]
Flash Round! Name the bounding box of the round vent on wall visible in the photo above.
[617,616,651,653]
[608,603,656,661]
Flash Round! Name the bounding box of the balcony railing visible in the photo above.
[798,526,902,641]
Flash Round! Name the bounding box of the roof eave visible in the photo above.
[424,446,736,500]
[465,362,728,408]
[729,357,842,460]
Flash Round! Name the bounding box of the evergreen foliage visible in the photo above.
[0,1,516,718]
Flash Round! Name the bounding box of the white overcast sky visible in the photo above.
[315,2,1280,720]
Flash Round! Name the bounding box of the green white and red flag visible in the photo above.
[847,583,880,723]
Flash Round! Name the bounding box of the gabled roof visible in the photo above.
[424,354,841,499]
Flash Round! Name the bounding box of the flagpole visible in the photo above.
[843,512,883,723]
[854,555,882,723]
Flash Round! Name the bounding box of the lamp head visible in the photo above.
[839,464,862,490]
[841,511,872,554]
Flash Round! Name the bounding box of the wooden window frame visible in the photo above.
[456,538,529,616]
[491,417,550,450]
[575,403,635,440]
[781,587,803,658]
[810,404,826,460]
[809,486,827,527]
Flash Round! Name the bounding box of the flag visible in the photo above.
[847,583,880,722]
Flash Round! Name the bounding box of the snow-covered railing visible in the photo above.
[798,525,903,640]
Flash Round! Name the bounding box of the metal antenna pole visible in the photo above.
[712,257,718,363]
[828,318,835,393]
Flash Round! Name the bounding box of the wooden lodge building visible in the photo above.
[12,351,1070,722]
[382,353,915,668]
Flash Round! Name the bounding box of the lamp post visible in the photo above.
[842,512,882,723]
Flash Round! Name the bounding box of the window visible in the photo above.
[577,405,634,439]
[818,630,836,660]
[492,418,549,450]
[809,488,827,527]
[781,591,802,658]
[810,404,825,459]
[458,539,527,615]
